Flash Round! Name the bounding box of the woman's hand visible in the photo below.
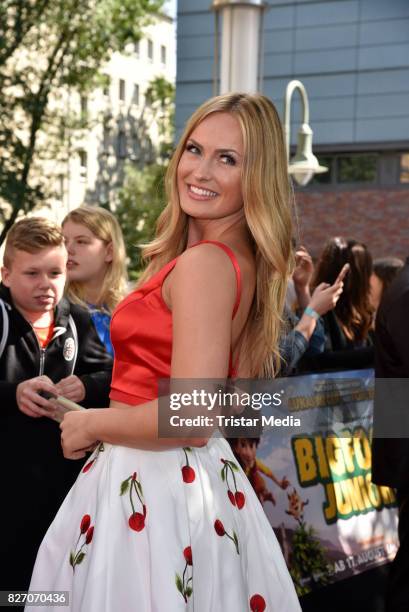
[60,409,100,459]
[309,280,344,316]
[293,246,314,308]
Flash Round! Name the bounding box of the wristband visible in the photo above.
[304,306,320,321]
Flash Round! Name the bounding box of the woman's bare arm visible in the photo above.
[60,244,237,458]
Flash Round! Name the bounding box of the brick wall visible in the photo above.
[294,189,409,260]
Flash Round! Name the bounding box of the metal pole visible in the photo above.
[211,0,266,94]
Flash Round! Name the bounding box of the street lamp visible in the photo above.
[211,0,266,94]
[284,80,327,186]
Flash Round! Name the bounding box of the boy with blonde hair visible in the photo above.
[0,217,113,591]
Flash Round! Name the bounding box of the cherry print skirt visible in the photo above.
[27,438,301,611]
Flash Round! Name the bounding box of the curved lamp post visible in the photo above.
[284,80,328,186]
[211,0,266,94]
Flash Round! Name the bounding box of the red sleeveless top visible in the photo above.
[109,241,242,406]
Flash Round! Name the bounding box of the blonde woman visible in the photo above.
[62,206,128,355]
[29,94,301,611]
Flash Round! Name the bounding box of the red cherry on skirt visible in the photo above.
[235,491,245,509]
[85,526,94,544]
[183,546,193,566]
[82,460,94,473]
[80,514,91,534]
[214,519,225,537]
[250,594,266,612]
[128,512,145,532]
[227,490,236,506]
[182,465,196,483]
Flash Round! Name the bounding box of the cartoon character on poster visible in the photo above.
[228,370,399,596]
[229,436,330,595]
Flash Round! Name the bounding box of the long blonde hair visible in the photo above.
[63,205,128,312]
[138,93,294,377]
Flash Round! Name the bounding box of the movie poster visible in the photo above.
[237,370,398,596]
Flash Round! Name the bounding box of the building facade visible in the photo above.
[49,13,176,222]
[175,0,409,258]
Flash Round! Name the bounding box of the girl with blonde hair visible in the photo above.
[62,205,128,355]
[29,93,301,611]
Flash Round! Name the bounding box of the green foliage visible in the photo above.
[112,73,174,280]
[115,162,167,279]
[120,478,131,496]
[75,552,86,565]
[145,76,175,159]
[175,573,183,595]
[289,522,331,596]
[0,0,164,244]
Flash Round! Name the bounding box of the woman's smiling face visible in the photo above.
[177,112,244,221]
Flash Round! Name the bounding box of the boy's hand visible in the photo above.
[55,375,86,402]
[16,376,57,418]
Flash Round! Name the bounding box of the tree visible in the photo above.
[0,0,164,245]
[113,76,174,279]
[115,162,167,280]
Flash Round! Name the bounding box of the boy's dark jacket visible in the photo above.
[0,284,113,590]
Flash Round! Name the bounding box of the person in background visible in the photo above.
[372,256,409,612]
[0,217,112,592]
[369,256,404,314]
[305,237,374,371]
[62,205,128,356]
[280,246,346,375]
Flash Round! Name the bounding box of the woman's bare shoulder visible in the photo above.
[174,242,238,282]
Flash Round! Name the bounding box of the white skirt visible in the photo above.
[27,438,301,612]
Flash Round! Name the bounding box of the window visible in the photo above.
[103,120,110,151]
[310,156,333,185]
[131,131,140,161]
[147,38,154,61]
[302,151,380,188]
[117,130,127,159]
[161,45,167,65]
[134,40,140,56]
[132,84,140,106]
[103,77,111,97]
[400,153,409,183]
[58,174,64,201]
[79,150,87,177]
[119,79,126,102]
[80,95,88,120]
[337,154,377,184]
[303,151,409,188]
